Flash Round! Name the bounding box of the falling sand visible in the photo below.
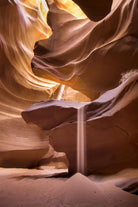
[77,106,86,175]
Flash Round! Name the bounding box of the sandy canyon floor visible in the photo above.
[0,168,137,207]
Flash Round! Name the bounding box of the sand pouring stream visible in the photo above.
[56,84,87,175]
[77,106,87,175]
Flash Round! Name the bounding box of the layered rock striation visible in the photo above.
[0,0,57,168]
[32,0,138,99]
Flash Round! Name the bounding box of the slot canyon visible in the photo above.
[0,0,138,206]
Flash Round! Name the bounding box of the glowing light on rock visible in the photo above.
[54,0,87,19]
[37,0,49,22]
[57,84,65,100]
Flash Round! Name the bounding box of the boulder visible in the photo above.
[22,99,84,130]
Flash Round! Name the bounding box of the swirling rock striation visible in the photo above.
[32,0,138,99]
[0,0,57,168]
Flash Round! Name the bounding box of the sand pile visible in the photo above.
[47,173,106,207]
[46,173,138,207]
[0,169,138,207]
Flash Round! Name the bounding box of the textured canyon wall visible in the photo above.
[32,0,138,98]
[0,0,57,167]
[0,0,87,168]
[22,73,138,173]
[0,0,138,172]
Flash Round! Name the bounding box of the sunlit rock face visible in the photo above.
[22,74,138,173]
[0,0,58,168]
[0,0,87,169]
[32,0,138,99]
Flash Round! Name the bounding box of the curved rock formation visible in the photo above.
[72,0,113,21]
[22,73,138,173]
[22,99,83,130]
[0,0,89,169]
[52,74,138,174]
[0,0,57,168]
[32,0,138,98]
[0,0,138,174]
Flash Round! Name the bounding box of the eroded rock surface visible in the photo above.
[72,0,113,21]
[22,74,138,173]
[22,100,85,130]
[0,0,56,169]
[0,0,138,173]
[32,0,138,98]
